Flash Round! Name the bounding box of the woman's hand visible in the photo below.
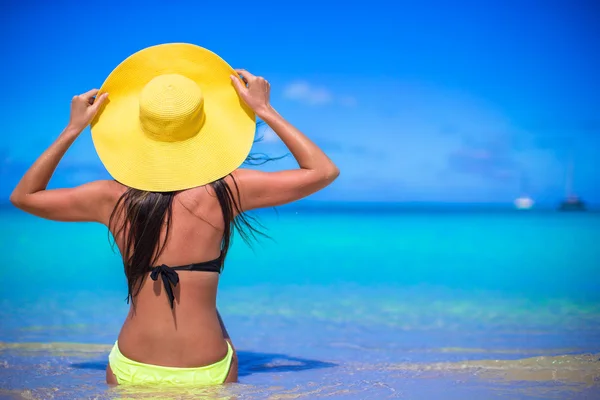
[68,89,109,133]
[230,69,271,117]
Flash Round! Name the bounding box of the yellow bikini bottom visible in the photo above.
[108,341,233,386]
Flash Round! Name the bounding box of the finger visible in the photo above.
[230,75,247,94]
[80,88,99,100]
[235,69,255,82]
[90,93,109,111]
[235,71,248,85]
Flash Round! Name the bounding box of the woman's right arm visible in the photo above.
[229,69,340,211]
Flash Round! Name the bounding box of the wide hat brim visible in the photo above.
[90,43,256,192]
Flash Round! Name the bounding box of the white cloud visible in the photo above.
[283,81,332,105]
[282,81,355,107]
[260,126,279,143]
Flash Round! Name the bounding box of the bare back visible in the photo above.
[111,183,230,368]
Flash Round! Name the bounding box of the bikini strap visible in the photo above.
[149,265,180,309]
[148,254,223,309]
[171,257,222,273]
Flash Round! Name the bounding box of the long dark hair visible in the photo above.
[109,129,282,306]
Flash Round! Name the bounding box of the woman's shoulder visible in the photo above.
[82,180,128,209]
[94,179,128,197]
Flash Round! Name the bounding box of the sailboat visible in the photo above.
[558,151,586,211]
[514,172,534,210]
[515,196,534,210]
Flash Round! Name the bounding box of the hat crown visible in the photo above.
[139,74,205,142]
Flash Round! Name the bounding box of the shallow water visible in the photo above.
[1,206,599,399]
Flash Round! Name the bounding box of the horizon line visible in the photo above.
[1,200,598,212]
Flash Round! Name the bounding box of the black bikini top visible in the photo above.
[149,255,222,309]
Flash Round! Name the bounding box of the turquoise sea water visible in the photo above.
[1,205,599,399]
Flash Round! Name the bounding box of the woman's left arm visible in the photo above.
[10,89,115,224]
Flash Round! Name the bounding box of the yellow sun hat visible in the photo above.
[90,43,256,192]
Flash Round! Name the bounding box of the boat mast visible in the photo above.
[519,171,528,197]
[565,150,573,199]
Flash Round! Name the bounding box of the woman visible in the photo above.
[9,43,339,386]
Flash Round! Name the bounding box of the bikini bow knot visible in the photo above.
[150,264,180,309]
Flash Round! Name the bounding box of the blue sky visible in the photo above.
[1,0,599,205]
